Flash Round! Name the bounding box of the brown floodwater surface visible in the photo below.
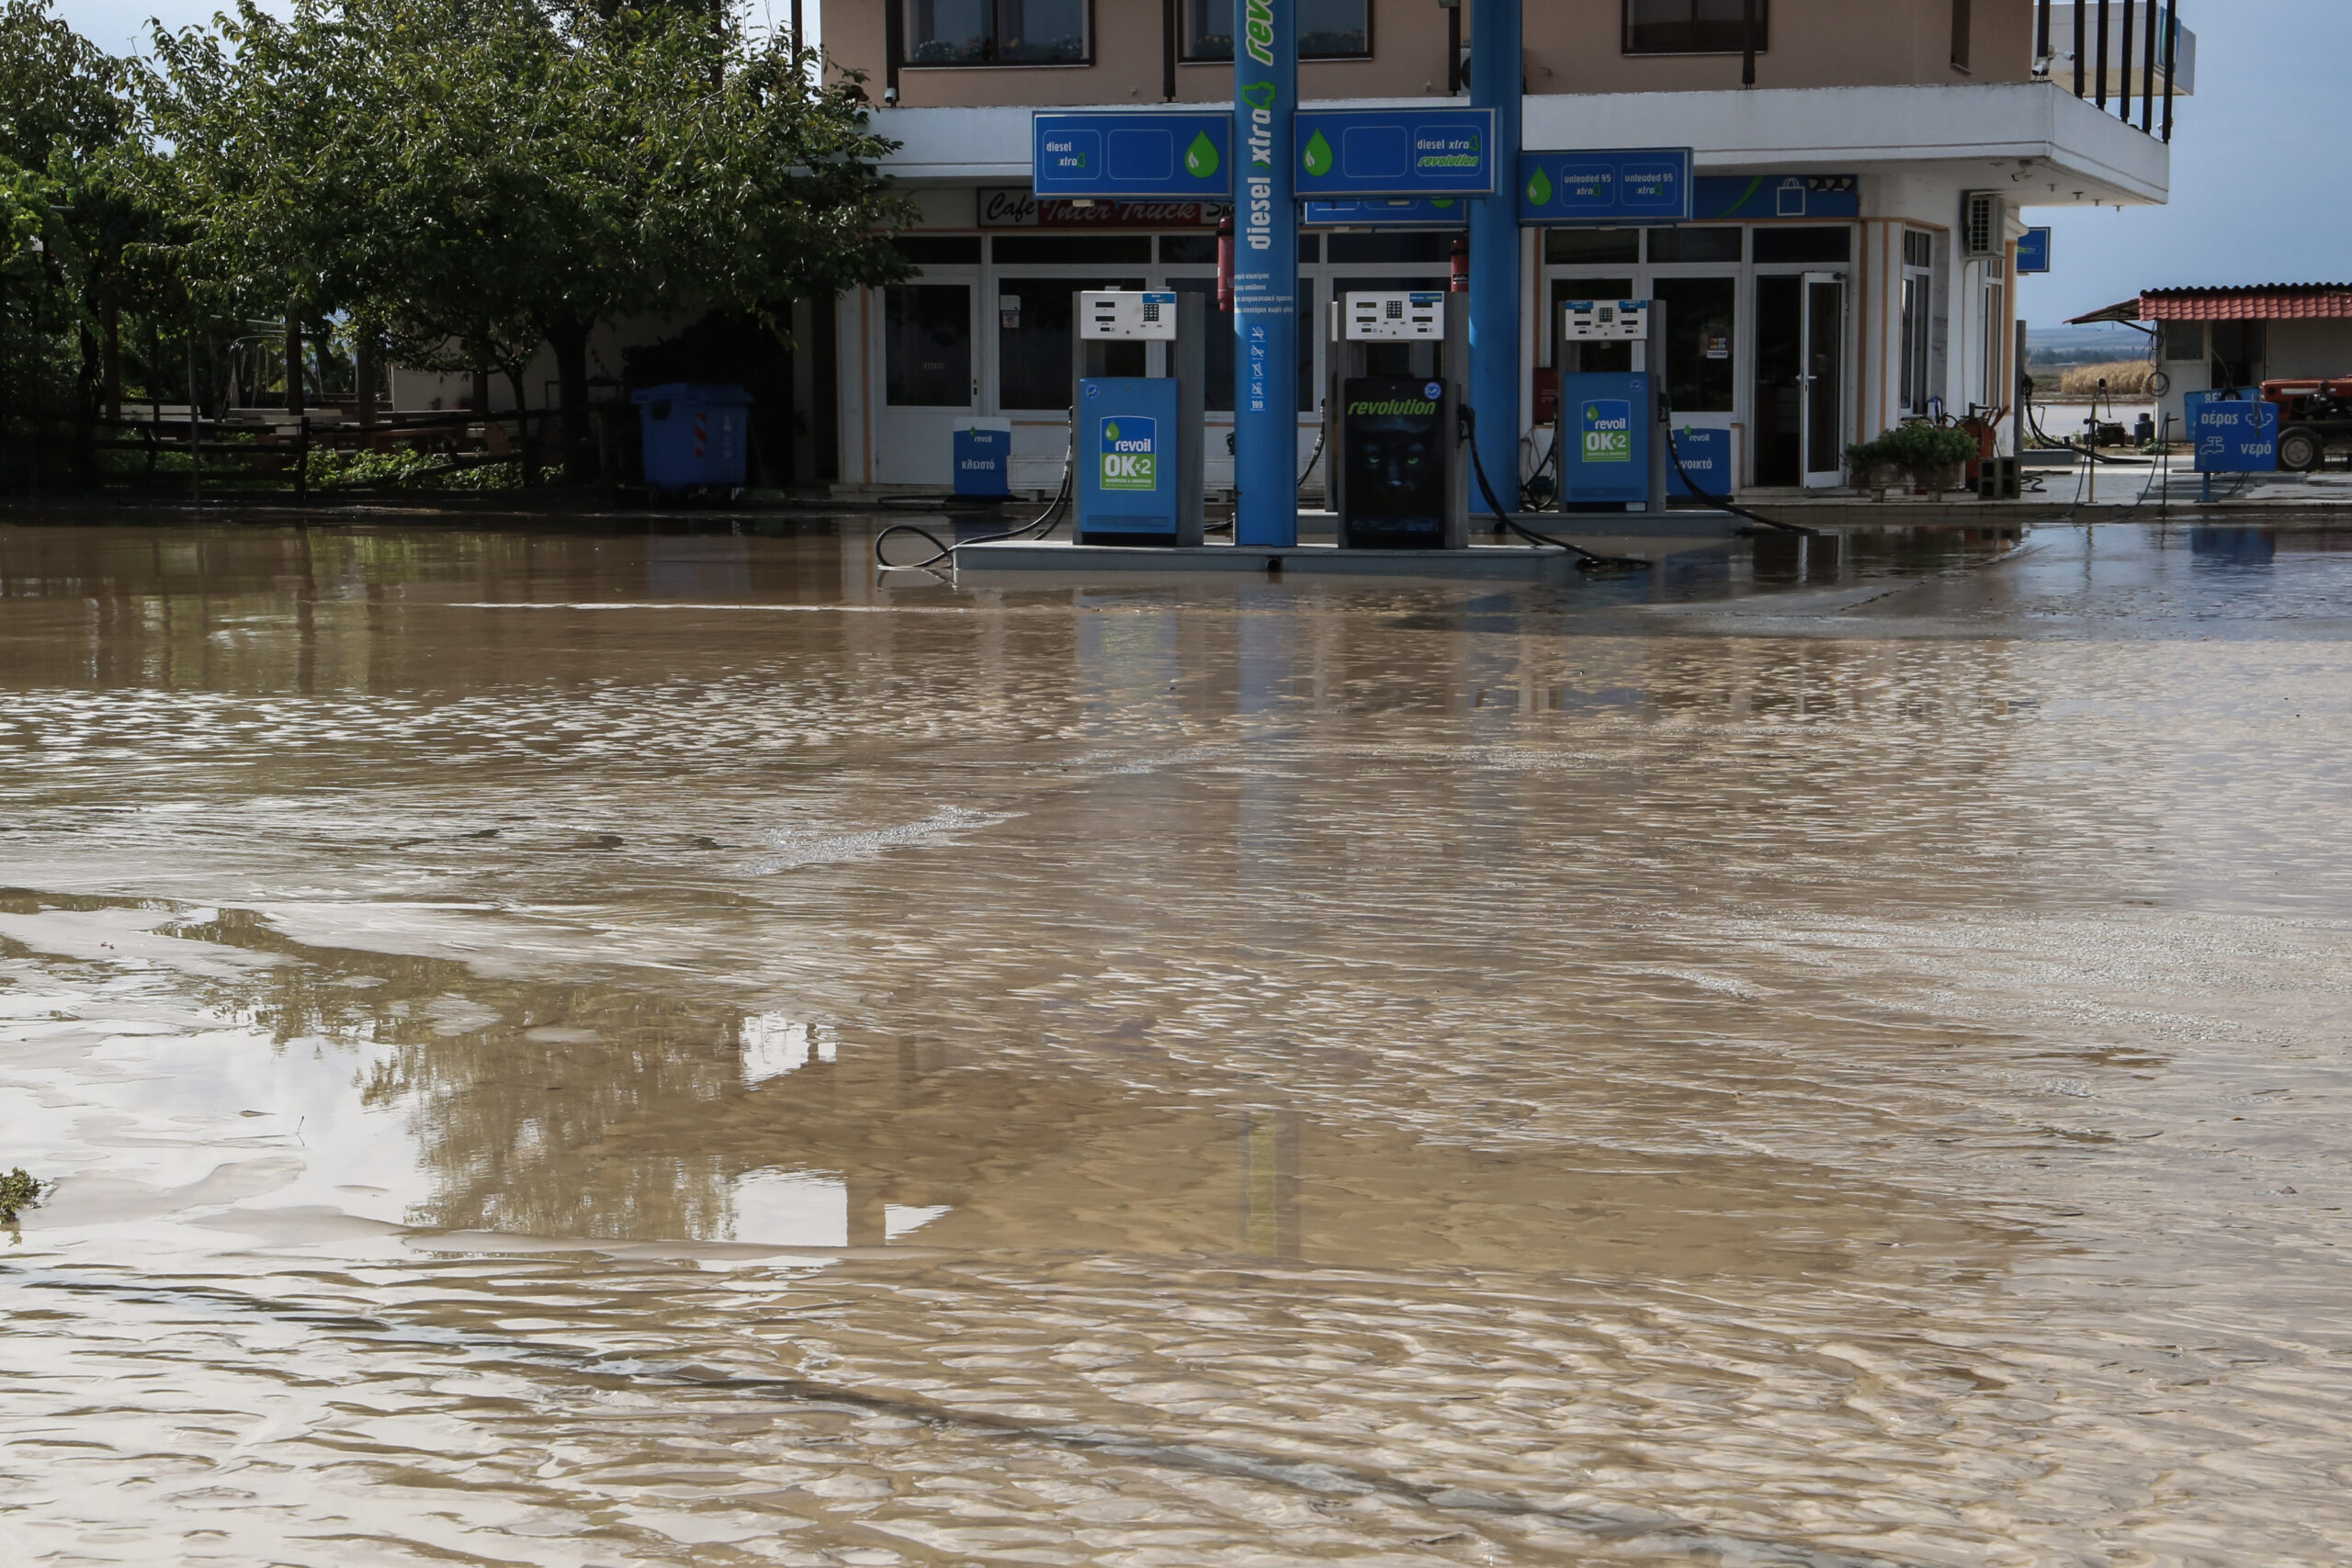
[1,515,2349,1566]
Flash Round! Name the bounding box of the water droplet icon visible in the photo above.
[1184,131,1219,180]
[1526,165,1554,207]
[1303,130,1334,178]
[1106,422,1121,442]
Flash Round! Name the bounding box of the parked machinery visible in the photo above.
[2262,378,2352,472]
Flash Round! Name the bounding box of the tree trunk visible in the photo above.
[285,317,305,413]
[546,316,594,482]
[101,304,120,422]
[355,330,378,429]
[503,364,536,485]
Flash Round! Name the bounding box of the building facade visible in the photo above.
[829,0,2188,495]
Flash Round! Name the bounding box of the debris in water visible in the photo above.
[0,1168,42,1224]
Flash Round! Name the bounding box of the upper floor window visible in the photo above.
[1184,0,1369,61]
[907,0,1088,65]
[1624,0,1767,55]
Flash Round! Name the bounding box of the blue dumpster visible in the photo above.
[633,383,753,492]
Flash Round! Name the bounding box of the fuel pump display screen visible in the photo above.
[1340,378,1447,546]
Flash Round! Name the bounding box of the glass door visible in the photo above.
[875,281,976,485]
[1801,271,1845,489]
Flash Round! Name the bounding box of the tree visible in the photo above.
[139,0,914,479]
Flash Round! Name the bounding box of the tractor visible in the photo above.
[2262,378,2352,471]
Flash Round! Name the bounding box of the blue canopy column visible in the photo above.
[1467,0,1522,517]
[1232,0,1300,547]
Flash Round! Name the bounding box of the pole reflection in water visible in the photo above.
[0,515,2349,1566]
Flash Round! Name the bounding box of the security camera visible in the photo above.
[883,85,899,105]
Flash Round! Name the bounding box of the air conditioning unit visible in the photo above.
[1962,191,2005,259]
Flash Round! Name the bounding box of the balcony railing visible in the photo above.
[2037,2,2193,141]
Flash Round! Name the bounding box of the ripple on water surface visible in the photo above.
[0,516,2350,1566]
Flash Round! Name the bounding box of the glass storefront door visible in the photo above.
[876,281,976,485]
[1802,272,1846,489]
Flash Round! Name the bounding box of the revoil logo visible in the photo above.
[1582,400,1633,464]
[1100,417,1159,491]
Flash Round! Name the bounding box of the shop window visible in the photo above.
[1899,230,1935,414]
[1160,234,1220,264]
[1184,0,1368,59]
[892,235,982,268]
[1625,0,1766,55]
[997,276,1146,410]
[1325,231,1461,265]
[1645,226,1742,264]
[991,234,1151,265]
[906,0,1087,65]
[1752,226,1850,264]
[884,286,971,407]
[1544,229,1640,265]
[1656,276,1736,413]
[1982,280,2005,407]
[2161,321,2204,361]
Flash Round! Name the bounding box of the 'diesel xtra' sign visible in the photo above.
[1032,113,1232,199]
[1292,109,1495,198]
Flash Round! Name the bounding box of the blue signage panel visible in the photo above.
[2017,227,2052,274]
[1033,113,1232,198]
[1518,149,1694,227]
[2193,399,2278,473]
[1667,425,1731,498]
[1076,378,1182,538]
[1692,175,1858,221]
[952,424,1011,499]
[1557,372,1654,506]
[1293,108,1495,197]
[1301,197,1469,228]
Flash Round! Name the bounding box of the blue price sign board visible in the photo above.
[1301,197,1469,228]
[1032,113,1231,198]
[2017,227,2052,274]
[1519,149,1694,227]
[2193,399,2278,473]
[1292,108,1495,197]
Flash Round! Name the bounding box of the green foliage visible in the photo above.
[1847,422,1979,474]
[303,444,521,491]
[0,1166,41,1223]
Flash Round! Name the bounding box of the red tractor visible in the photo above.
[2262,378,2352,471]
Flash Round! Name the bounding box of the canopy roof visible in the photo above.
[2069,285,2352,325]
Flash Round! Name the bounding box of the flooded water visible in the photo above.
[2,513,2349,1567]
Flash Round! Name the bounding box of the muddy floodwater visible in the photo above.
[2,515,2350,1567]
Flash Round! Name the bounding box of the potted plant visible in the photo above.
[1845,440,1903,500]
[1849,423,1981,499]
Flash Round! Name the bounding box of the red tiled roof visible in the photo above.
[2071,286,2352,324]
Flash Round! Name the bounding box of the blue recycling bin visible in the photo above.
[632,383,753,492]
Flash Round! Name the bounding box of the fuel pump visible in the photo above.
[1553,298,1668,513]
[1327,289,1470,549]
[1074,289,1206,547]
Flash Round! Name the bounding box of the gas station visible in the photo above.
[938,0,1707,575]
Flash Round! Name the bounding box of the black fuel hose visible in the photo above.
[876,450,1073,570]
[1654,389,1815,536]
[1463,408,1646,571]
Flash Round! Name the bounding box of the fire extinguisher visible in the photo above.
[1449,235,1469,293]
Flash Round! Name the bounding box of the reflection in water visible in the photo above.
[1,516,2351,1565]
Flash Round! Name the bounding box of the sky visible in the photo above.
[48,0,2346,328]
